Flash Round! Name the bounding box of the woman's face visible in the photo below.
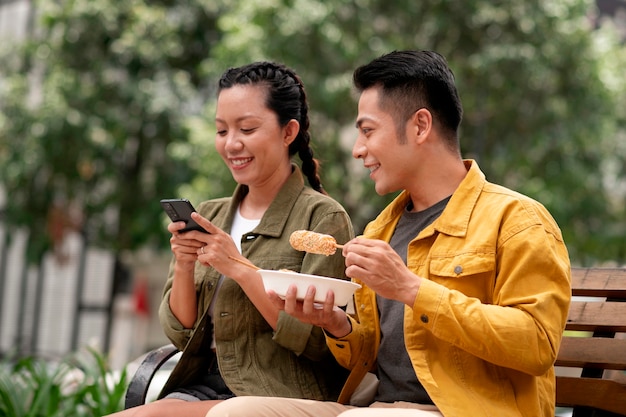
[215,84,298,188]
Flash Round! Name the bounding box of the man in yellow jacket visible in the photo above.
[206,50,572,417]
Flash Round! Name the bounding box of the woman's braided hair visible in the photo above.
[218,62,326,194]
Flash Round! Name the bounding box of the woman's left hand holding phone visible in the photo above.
[167,213,223,327]
[167,216,207,271]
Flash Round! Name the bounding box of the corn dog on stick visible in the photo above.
[289,230,342,256]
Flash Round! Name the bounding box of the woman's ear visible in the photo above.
[283,119,300,147]
[411,108,432,144]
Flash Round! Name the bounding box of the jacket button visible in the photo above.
[420,314,429,323]
[454,265,463,275]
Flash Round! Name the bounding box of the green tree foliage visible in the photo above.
[1,0,625,265]
[0,0,223,261]
[204,0,626,264]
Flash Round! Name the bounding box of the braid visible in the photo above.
[218,61,326,194]
[286,70,326,195]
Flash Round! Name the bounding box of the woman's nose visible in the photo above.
[224,133,243,152]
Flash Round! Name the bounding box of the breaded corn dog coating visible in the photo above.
[289,230,337,256]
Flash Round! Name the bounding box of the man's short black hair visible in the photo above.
[353,50,463,148]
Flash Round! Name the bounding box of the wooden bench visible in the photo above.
[123,267,626,416]
[555,267,626,416]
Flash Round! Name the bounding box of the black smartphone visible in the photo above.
[160,198,209,233]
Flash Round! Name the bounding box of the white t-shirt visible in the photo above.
[230,208,262,253]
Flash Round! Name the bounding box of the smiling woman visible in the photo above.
[104,61,354,417]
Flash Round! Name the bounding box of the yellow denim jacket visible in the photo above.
[329,160,571,417]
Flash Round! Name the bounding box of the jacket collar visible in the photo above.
[365,159,485,240]
[432,159,485,238]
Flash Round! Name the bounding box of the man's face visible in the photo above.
[353,88,415,195]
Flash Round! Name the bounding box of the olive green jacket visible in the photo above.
[158,166,353,400]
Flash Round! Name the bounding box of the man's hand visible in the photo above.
[343,237,421,306]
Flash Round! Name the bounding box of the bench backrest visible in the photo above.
[555,267,626,416]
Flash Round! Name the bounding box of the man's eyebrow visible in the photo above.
[355,117,370,128]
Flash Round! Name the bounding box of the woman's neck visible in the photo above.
[239,190,273,219]
[239,164,292,219]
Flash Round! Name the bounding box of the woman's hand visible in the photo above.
[166,217,211,327]
[268,285,352,338]
[190,212,257,281]
[167,220,205,272]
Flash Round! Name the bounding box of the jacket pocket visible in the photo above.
[428,252,496,302]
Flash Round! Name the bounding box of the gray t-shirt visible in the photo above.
[374,196,450,404]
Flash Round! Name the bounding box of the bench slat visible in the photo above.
[555,268,626,415]
[556,376,626,415]
[556,337,626,370]
[565,300,626,332]
[571,267,626,298]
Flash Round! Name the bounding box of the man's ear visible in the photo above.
[283,119,300,147]
[411,108,432,144]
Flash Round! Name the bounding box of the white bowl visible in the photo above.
[258,269,361,306]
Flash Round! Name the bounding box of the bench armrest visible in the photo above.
[124,344,180,409]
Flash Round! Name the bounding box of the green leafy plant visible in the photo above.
[0,356,67,417]
[69,347,129,416]
[0,347,128,417]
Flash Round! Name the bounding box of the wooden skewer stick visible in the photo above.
[228,256,261,270]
